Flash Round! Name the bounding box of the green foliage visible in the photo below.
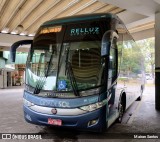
[136,38,155,77]
[118,40,143,75]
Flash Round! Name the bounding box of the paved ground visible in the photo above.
[0,84,160,142]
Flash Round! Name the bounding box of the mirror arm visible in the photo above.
[10,40,33,62]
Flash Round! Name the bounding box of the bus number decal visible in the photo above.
[84,96,98,104]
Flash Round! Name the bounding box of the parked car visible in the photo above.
[145,73,152,80]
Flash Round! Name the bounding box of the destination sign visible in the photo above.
[40,26,62,34]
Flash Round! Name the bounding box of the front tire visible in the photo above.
[116,98,124,123]
[137,86,143,101]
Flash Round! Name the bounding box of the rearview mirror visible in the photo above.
[101,31,119,56]
[10,40,33,62]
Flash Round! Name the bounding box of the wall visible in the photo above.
[0,58,6,68]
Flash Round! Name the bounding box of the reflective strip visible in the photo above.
[29,105,87,116]
[27,94,111,115]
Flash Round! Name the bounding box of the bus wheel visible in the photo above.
[136,86,143,101]
[116,99,124,123]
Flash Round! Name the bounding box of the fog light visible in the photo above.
[88,118,98,127]
[26,114,32,121]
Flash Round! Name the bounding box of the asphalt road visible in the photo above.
[0,84,160,142]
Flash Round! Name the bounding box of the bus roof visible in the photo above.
[42,13,119,27]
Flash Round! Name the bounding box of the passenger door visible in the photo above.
[108,38,118,115]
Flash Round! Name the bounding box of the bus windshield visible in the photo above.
[26,20,109,94]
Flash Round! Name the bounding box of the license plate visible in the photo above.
[48,118,62,126]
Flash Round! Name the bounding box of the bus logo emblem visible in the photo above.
[51,108,57,114]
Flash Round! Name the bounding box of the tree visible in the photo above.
[136,38,155,78]
[118,40,143,77]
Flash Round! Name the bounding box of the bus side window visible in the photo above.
[108,41,117,84]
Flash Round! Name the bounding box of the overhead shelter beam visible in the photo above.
[0,33,32,47]
[8,0,44,33]
[0,0,27,30]
[98,0,160,16]
[27,0,98,34]
[131,28,154,41]
[21,0,61,34]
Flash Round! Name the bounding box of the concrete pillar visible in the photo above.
[155,12,160,110]
[0,69,7,89]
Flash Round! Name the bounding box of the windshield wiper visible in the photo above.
[45,51,54,77]
[65,46,80,96]
[66,61,80,96]
[37,53,44,76]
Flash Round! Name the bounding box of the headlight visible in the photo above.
[80,101,104,112]
[80,94,111,112]
[23,98,35,107]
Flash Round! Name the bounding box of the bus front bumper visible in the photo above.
[23,105,106,132]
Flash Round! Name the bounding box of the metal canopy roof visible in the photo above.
[0,0,124,37]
